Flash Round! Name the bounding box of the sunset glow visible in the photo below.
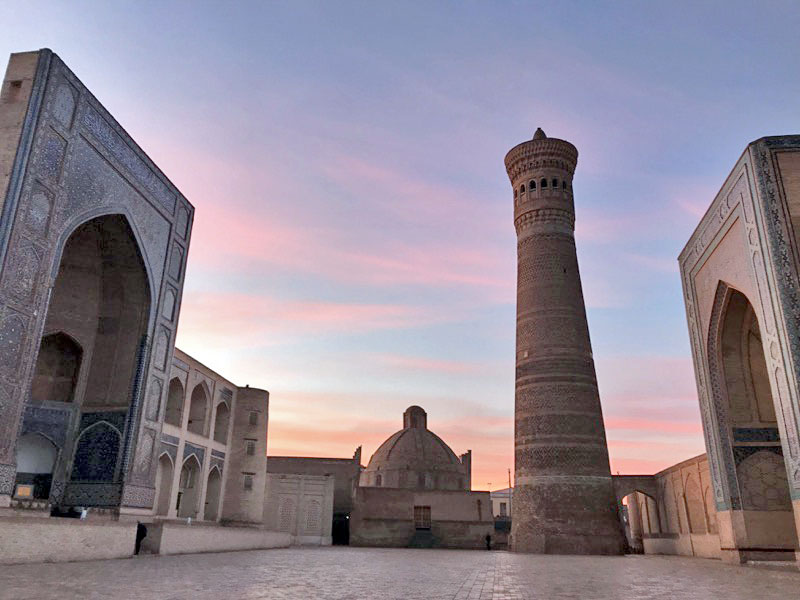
[5,1,798,491]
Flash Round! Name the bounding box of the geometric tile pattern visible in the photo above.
[738,450,792,511]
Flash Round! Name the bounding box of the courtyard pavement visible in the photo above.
[1,547,799,599]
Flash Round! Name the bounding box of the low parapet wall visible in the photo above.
[0,517,136,564]
[144,521,291,555]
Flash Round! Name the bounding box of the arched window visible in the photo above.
[552,178,558,188]
[31,332,82,404]
[540,178,548,188]
[529,180,536,190]
[562,180,567,190]
[165,378,184,427]
[187,384,209,436]
[376,473,382,487]
[213,402,230,444]
[520,184,525,194]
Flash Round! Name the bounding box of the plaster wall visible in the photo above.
[350,487,492,549]
[634,454,721,560]
[221,386,268,525]
[267,455,360,514]
[144,521,290,556]
[0,517,135,564]
[491,488,512,517]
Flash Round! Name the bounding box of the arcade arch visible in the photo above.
[177,454,202,518]
[204,466,222,521]
[213,402,230,444]
[187,384,209,436]
[154,453,174,516]
[165,378,184,427]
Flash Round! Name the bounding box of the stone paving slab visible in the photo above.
[0,547,799,600]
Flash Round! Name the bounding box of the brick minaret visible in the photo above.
[505,128,623,554]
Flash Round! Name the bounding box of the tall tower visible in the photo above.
[505,128,623,555]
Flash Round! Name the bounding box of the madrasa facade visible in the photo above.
[0,49,335,562]
[0,49,492,563]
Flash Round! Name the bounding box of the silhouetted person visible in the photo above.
[135,522,147,555]
[485,534,492,550]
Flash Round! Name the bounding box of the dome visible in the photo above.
[359,406,470,491]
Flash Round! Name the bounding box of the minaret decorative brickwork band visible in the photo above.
[505,129,624,554]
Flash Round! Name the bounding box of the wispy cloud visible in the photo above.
[177,291,438,346]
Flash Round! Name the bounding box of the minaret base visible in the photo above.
[512,532,624,555]
[510,480,624,555]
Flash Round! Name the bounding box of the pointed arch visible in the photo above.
[31,332,82,404]
[684,474,707,533]
[15,432,59,499]
[203,464,222,521]
[707,281,793,515]
[177,454,202,518]
[155,451,174,516]
[50,208,156,311]
[213,401,230,444]
[187,383,210,436]
[165,377,184,427]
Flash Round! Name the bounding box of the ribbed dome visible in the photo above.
[359,406,470,491]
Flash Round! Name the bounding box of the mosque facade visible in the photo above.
[619,135,800,567]
[677,135,800,564]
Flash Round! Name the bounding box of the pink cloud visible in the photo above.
[187,199,514,300]
[320,154,501,230]
[176,290,438,351]
[605,417,703,435]
[623,253,679,273]
[609,456,687,475]
[372,353,492,374]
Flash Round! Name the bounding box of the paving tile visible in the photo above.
[0,547,798,599]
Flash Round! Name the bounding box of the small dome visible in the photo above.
[533,127,547,140]
[360,406,468,491]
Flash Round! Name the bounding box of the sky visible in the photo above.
[3,1,799,490]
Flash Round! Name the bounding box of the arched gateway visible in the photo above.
[0,49,193,513]
[679,134,800,564]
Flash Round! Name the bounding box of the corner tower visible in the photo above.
[505,128,623,554]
